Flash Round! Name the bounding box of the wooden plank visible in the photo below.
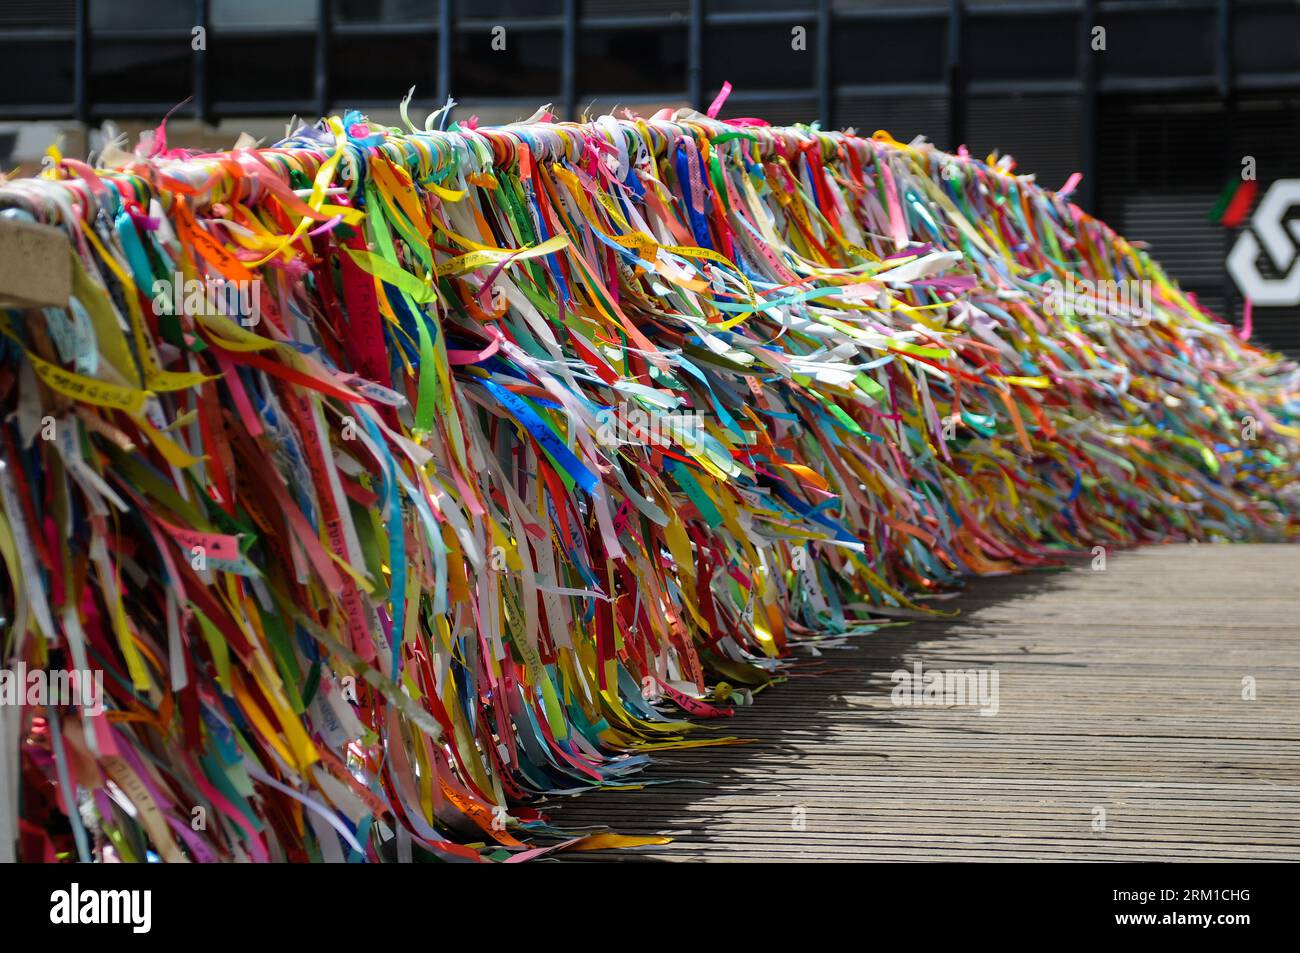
[550,544,1300,861]
[0,217,71,308]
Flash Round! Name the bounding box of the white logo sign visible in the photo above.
[1227,179,1300,306]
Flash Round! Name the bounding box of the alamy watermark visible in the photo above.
[890,660,1000,716]
[50,883,151,933]
[1044,273,1153,325]
[0,662,104,715]
[152,271,261,326]
[595,403,705,451]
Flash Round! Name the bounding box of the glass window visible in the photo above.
[453,26,561,98]
[210,32,317,104]
[332,34,438,102]
[458,1,563,22]
[967,14,1078,83]
[0,40,74,105]
[581,26,687,96]
[705,23,813,92]
[212,0,317,31]
[91,39,192,107]
[332,0,434,25]
[91,0,193,32]
[833,18,947,86]
[1099,11,1216,81]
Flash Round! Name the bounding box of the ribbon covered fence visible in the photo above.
[0,107,1296,862]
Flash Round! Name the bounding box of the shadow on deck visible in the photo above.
[546,544,1300,861]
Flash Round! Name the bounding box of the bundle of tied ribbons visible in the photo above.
[0,106,1296,863]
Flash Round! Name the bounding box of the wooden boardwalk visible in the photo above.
[551,544,1300,861]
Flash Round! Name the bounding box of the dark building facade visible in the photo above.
[2,0,1298,354]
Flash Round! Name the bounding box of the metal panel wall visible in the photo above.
[1099,93,1300,356]
[1,1,1298,354]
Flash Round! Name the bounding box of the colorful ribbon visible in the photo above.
[0,105,1296,863]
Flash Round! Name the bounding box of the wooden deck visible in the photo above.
[550,544,1300,861]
